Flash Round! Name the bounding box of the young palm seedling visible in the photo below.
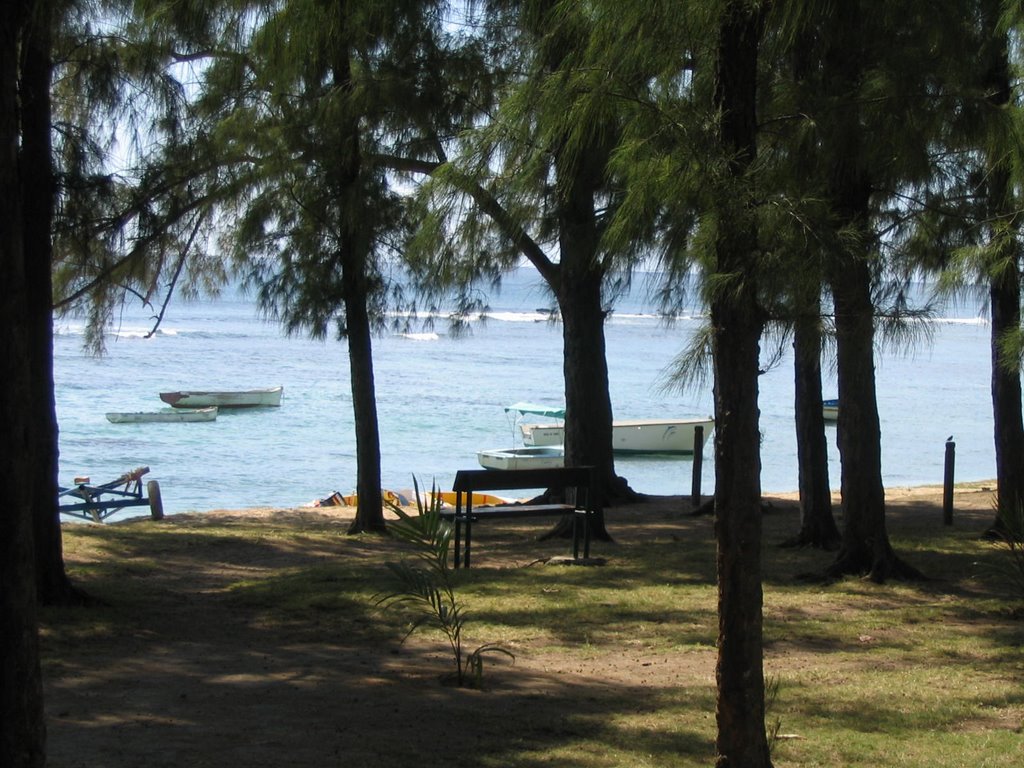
[375,479,514,687]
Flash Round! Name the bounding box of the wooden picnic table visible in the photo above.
[440,466,596,568]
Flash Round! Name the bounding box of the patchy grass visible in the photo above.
[39,489,1024,768]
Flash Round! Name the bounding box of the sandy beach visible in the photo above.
[187,480,999,525]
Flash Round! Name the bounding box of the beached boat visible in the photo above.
[511,402,714,454]
[106,407,218,424]
[432,491,509,507]
[315,489,410,507]
[823,399,839,421]
[159,386,283,409]
[477,446,565,471]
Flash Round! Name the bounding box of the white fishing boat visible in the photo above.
[477,446,565,471]
[823,398,839,421]
[506,402,566,446]
[106,407,218,424]
[606,418,714,454]
[511,402,714,454]
[159,386,283,409]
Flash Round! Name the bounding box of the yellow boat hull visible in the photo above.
[431,491,507,507]
[315,489,410,507]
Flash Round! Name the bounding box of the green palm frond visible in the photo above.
[375,476,509,687]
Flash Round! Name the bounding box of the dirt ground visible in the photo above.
[40,483,1003,768]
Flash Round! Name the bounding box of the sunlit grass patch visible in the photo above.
[45,495,1024,768]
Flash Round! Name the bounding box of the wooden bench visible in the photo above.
[441,466,596,568]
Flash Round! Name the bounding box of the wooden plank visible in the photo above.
[440,503,575,520]
[452,466,592,493]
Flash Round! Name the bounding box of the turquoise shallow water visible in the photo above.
[54,268,996,519]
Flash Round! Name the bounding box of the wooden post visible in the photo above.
[943,437,955,526]
[691,425,704,508]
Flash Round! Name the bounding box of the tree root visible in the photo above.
[40,581,101,608]
[778,529,841,552]
[823,551,928,584]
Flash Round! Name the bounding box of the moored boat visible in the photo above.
[106,407,218,424]
[607,417,714,454]
[823,398,839,421]
[512,402,714,454]
[159,386,283,409]
[477,446,565,471]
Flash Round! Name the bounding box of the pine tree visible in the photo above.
[774,0,969,580]
[708,2,773,763]
[1,0,48,762]
[960,0,1024,535]
[899,0,1024,538]
[544,0,774,759]
[404,0,659,512]
[177,0,467,533]
[35,0,219,600]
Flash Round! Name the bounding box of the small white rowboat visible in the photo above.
[477,446,565,471]
[106,407,218,424]
[159,386,283,409]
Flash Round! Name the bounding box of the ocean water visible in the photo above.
[54,268,996,520]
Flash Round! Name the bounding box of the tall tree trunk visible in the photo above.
[825,236,920,581]
[990,263,1024,532]
[556,266,614,538]
[558,196,635,505]
[979,7,1024,535]
[711,3,772,766]
[820,0,919,582]
[543,17,635,511]
[785,286,840,549]
[21,0,83,604]
[331,44,385,535]
[1,0,48,762]
[346,271,385,534]
[712,284,770,768]
[783,21,839,552]
[558,237,615,503]
[827,255,918,580]
[538,117,620,541]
